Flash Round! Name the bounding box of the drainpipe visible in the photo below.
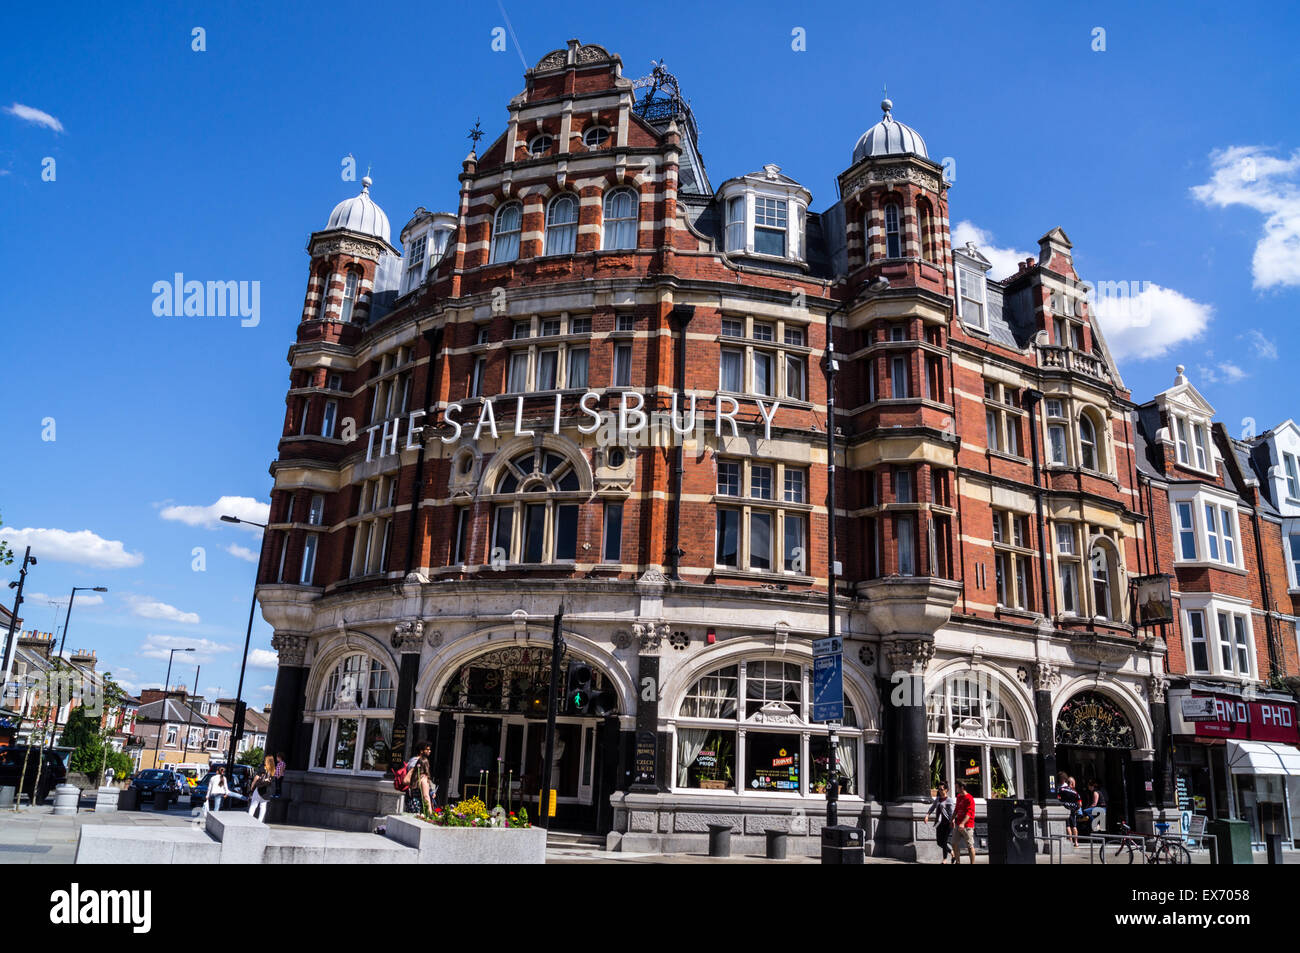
[667,305,694,579]
[404,326,443,574]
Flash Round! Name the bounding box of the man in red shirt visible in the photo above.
[951,780,976,864]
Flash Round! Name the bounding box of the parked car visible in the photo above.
[0,746,68,804]
[130,769,185,801]
[191,764,253,806]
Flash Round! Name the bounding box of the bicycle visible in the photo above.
[1099,820,1192,864]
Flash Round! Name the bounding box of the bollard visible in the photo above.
[765,829,789,860]
[52,784,80,816]
[0,785,15,809]
[707,823,733,858]
[95,786,120,813]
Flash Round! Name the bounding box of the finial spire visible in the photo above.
[881,85,893,118]
[468,117,484,150]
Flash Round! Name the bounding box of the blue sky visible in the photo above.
[2,1,1298,705]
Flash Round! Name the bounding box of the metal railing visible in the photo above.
[1040,830,1217,864]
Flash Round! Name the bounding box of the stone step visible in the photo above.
[546,830,606,848]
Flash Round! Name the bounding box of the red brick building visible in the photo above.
[255,40,1295,854]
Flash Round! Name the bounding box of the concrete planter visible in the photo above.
[383,815,546,864]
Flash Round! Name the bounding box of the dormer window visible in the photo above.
[583,127,610,148]
[1170,412,1213,473]
[753,197,788,256]
[528,134,553,157]
[726,196,745,252]
[403,233,426,294]
[1285,453,1299,499]
[884,203,901,258]
[957,268,987,330]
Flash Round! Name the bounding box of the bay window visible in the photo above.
[311,653,396,775]
[1183,600,1255,679]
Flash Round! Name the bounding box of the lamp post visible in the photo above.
[220,514,268,770]
[56,586,109,661]
[1,548,36,713]
[151,648,195,769]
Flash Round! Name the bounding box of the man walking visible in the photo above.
[951,780,977,865]
[274,752,286,798]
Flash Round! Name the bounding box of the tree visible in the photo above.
[60,674,133,785]
[238,746,265,768]
[0,509,13,566]
[59,705,98,750]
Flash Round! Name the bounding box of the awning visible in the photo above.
[1225,740,1300,777]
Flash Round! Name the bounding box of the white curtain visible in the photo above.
[994,747,1017,798]
[676,728,708,787]
[835,737,858,795]
[699,677,733,720]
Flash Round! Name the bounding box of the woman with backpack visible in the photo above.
[402,741,434,815]
[247,764,273,822]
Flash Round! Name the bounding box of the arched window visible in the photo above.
[489,448,584,565]
[1079,413,1098,471]
[917,198,935,262]
[926,671,1021,798]
[339,269,359,323]
[583,126,610,149]
[528,134,553,157]
[545,194,579,256]
[316,269,332,319]
[884,202,902,258]
[1090,541,1118,620]
[673,660,863,796]
[602,189,638,250]
[491,202,522,263]
[311,653,395,774]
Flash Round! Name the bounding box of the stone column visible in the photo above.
[630,621,666,793]
[390,620,426,771]
[1032,662,1060,806]
[1148,675,1174,808]
[884,639,935,801]
[266,633,310,770]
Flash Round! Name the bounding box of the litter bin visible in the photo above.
[1206,818,1253,864]
[765,829,788,860]
[707,823,733,858]
[986,798,1036,864]
[820,825,865,864]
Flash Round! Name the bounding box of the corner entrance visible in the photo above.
[1055,690,1139,832]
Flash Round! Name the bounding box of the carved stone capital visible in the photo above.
[635,620,667,654]
[271,633,309,668]
[1148,675,1168,703]
[1032,662,1061,692]
[391,619,425,654]
[884,638,935,674]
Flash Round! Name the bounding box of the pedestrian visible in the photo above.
[206,766,229,816]
[274,752,286,798]
[1058,774,1080,846]
[406,742,434,815]
[925,781,955,862]
[1080,778,1105,832]
[951,780,976,864]
[247,764,272,822]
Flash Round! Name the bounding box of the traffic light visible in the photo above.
[567,661,594,714]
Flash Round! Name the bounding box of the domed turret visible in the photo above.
[852,98,928,163]
[325,176,392,244]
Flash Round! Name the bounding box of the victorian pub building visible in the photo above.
[256,41,1296,855]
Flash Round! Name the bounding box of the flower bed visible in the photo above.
[415,796,531,829]
[382,806,546,865]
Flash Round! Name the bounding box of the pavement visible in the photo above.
[0,802,1294,865]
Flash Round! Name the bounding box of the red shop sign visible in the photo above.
[1191,694,1299,743]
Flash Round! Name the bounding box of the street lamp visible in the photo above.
[1,549,37,710]
[56,586,109,660]
[151,647,195,769]
[220,514,268,770]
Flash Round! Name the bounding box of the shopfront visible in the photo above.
[1169,688,1300,845]
[1054,690,1139,831]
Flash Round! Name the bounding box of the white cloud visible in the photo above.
[138,634,233,664]
[5,102,64,133]
[247,648,279,669]
[26,590,104,608]
[1192,146,1300,290]
[0,527,143,569]
[1091,283,1213,362]
[1196,362,1249,385]
[950,220,1034,282]
[1241,328,1279,360]
[225,543,259,563]
[125,594,200,625]
[159,495,269,531]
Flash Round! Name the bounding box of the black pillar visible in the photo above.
[1151,692,1175,808]
[267,653,309,770]
[1035,686,1057,806]
[632,653,660,792]
[432,710,455,806]
[391,636,421,770]
[892,671,929,800]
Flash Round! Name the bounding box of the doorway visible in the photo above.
[1057,746,1130,831]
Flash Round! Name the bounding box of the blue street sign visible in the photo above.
[812,652,843,723]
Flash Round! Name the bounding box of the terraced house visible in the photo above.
[256,40,1295,856]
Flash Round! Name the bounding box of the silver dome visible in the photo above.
[852,99,928,163]
[324,176,392,244]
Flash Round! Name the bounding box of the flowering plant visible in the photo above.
[418,797,530,829]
